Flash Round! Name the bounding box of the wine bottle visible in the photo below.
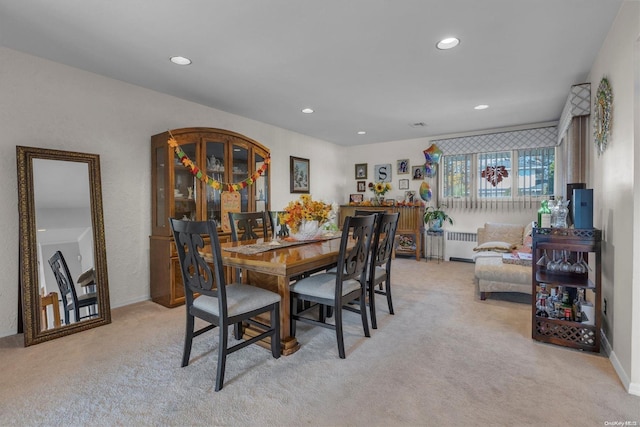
[538,199,552,228]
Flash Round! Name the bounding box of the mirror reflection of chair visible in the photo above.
[48,250,98,325]
[170,218,281,391]
[366,212,400,329]
[228,211,268,241]
[290,215,375,359]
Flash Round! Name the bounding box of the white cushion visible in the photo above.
[291,273,362,299]
[193,283,280,317]
[473,241,516,253]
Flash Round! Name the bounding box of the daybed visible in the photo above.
[473,222,533,300]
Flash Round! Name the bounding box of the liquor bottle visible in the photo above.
[538,199,552,228]
[561,290,572,321]
[548,196,556,228]
[547,287,558,318]
[536,284,549,317]
[573,289,585,323]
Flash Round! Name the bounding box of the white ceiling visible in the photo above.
[0,0,622,146]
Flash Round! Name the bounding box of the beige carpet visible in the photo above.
[1,259,638,426]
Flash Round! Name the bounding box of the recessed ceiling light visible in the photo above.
[474,104,489,110]
[170,56,192,65]
[357,131,366,135]
[301,108,314,114]
[436,37,460,50]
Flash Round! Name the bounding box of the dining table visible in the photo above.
[218,234,346,355]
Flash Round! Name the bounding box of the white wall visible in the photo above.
[0,46,346,338]
[587,0,639,395]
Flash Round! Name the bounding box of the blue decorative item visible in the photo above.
[423,144,443,164]
[424,162,437,178]
[419,182,432,202]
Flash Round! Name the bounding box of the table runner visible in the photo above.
[223,234,341,255]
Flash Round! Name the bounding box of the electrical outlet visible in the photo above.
[604,298,607,316]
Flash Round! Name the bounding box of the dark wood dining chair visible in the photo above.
[290,214,375,358]
[268,211,290,239]
[48,250,98,325]
[366,212,400,329]
[228,211,268,241]
[170,218,281,392]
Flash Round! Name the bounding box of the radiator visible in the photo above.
[444,231,477,262]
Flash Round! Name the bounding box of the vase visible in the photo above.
[291,220,323,241]
[372,195,384,206]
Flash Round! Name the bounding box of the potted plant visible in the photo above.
[423,206,453,232]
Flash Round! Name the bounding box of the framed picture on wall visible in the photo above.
[357,181,366,192]
[350,193,364,204]
[397,159,409,174]
[355,163,367,179]
[290,156,310,193]
[411,165,424,180]
[399,179,409,190]
[374,164,392,182]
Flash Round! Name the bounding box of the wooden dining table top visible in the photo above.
[218,236,345,278]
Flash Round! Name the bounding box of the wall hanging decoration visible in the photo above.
[593,76,613,156]
[481,165,509,187]
[374,163,392,182]
[167,136,270,192]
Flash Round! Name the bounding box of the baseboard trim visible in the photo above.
[602,331,640,396]
[449,257,474,263]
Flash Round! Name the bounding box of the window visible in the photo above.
[442,147,554,201]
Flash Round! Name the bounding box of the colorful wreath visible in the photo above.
[593,76,613,156]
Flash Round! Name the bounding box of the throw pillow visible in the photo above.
[473,241,517,253]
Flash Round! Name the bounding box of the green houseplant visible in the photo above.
[423,206,453,232]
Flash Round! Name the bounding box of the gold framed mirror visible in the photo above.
[17,146,110,346]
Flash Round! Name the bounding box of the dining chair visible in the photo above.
[365,212,400,329]
[170,218,281,392]
[48,250,98,325]
[268,211,290,239]
[228,211,268,241]
[290,214,375,358]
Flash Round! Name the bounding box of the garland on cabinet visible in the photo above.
[167,137,270,192]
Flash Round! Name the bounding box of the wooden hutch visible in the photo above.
[150,127,271,307]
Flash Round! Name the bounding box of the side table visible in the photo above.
[425,230,444,262]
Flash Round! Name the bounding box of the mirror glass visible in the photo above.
[17,146,110,346]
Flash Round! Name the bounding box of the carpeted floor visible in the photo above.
[1,259,638,426]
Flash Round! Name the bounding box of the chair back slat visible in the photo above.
[336,215,375,291]
[374,213,400,268]
[170,219,227,316]
[228,212,268,241]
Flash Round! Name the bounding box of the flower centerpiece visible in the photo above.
[279,194,332,240]
[368,181,392,205]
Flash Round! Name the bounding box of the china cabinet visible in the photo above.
[531,228,601,352]
[150,128,271,307]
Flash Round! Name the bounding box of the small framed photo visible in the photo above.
[355,163,367,179]
[385,198,396,206]
[397,159,409,174]
[405,190,416,203]
[399,179,409,190]
[357,181,366,192]
[290,156,310,193]
[350,193,364,204]
[411,165,424,180]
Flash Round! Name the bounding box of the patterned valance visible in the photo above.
[432,126,557,156]
[557,83,591,144]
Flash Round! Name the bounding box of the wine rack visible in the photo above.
[531,228,602,352]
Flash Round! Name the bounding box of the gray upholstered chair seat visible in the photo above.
[291,274,361,300]
[193,284,281,317]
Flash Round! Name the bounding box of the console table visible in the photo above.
[339,205,424,260]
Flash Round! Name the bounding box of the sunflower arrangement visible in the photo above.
[279,194,332,233]
[368,181,392,197]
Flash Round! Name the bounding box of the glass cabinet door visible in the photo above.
[232,144,249,212]
[173,142,197,221]
[154,145,167,229]
[205,141,225,228]
[255,151,268,212]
